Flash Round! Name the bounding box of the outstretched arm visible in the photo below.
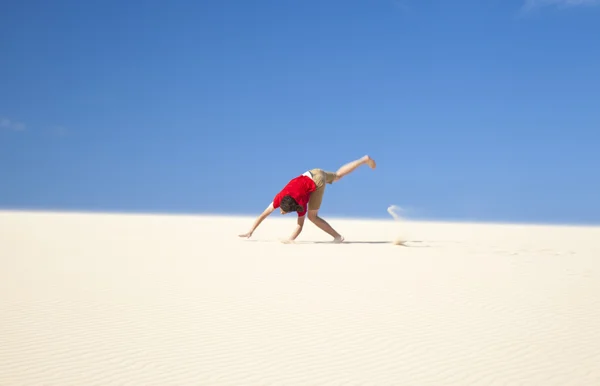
[239,202,275,238]
[282,215,305,243]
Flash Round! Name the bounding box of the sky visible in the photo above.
[1,0,599,224]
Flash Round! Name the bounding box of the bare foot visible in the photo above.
[333,236,345,243]
[363,155,376,169]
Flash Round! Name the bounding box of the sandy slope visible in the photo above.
[1,210,600,385]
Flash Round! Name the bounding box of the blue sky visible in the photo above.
[1,0,599,224]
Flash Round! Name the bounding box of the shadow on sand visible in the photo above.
[243,239,430,247]
[298,240,390,245]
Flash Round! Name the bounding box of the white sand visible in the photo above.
[1,210,600,385]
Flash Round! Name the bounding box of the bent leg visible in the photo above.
[333,155,376,182]
[307,174,337,240]
[307,209,343,242]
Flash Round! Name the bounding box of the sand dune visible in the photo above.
[1,210,600,385]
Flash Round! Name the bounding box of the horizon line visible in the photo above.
[1,206,599,229]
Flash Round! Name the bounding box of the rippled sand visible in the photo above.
[2,210,600,385]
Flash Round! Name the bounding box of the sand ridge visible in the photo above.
[1,210,600,385]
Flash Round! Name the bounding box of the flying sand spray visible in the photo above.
[387,205,407,246]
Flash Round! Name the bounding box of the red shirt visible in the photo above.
[272,175,316,217]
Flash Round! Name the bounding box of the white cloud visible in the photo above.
[0,117,26,131]
[523,0,600,11]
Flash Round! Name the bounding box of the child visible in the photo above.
[238,155,376,243]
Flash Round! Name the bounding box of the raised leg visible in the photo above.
[334,155,376,182]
